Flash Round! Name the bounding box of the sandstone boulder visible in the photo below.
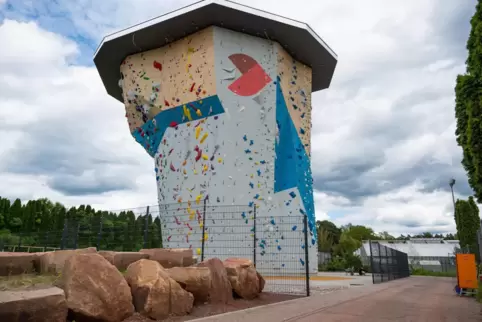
[0,252,36,276]
[0,287,67,322]
[223,258,260,300]
[39,247,97,274]
[257,271,266,292]
[196,258,233,304]
[63,253,134,322]
[167,266,211,304]
[125,259,194,320]
[139,248,193,268]
[99,251,149,271]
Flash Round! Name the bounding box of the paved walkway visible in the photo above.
[194,276,481,322]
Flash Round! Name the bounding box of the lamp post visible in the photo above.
[449,178,456,213]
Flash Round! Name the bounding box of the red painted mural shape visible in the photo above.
[228,53,272,96]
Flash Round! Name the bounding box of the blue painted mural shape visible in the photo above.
[274,79,317,243]
[132,95,226,157]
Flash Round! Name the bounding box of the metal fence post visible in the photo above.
[143,206,150,249]
[369,240,375,284]
[44,231,50,249]
[96,217,103,251]
[201,197,208,262]
[60,218,68,250]
[73,223,80,249]
[303,215,310,297]
[17,234,22,252]
[378,242,383,283]
[253,206,257,268]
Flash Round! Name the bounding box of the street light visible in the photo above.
[449,178,456,212]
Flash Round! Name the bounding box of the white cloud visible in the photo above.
[0,19,157,210]
[0,0,477,235]
[314,183,457,235]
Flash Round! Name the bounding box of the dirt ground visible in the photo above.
[123,293,300,322]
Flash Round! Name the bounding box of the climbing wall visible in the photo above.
[119,26,318,274]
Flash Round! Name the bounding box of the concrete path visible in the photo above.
[194,276,481,322]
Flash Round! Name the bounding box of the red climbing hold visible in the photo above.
[169,121,178,128]
[170,162,176,171]
[164,100,170,107]
[153,60,162,71]
[195,149,202,162]
[190,83,196,92]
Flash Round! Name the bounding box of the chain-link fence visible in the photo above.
[0,201,311,296]
[369,241,410,284]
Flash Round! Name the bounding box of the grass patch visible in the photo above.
[476,283,482,303]
[0,274,61,291]
[411,267,457,278]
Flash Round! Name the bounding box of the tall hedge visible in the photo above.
[455,197,480,259]
[455,1,482,202]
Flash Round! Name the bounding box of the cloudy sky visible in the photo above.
[0,0,477,235]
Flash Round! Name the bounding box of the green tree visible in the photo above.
[343,224,377,241]
[455,197,480,258]
[379,231,395,240]
[316,220,341,244]
[317,228,334,252]
[333,230,362,257]
[455,1,482,202]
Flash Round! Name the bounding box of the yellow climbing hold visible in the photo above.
[194,169,198,175]
[196,109,202,117]
[197,248,201,255]
[218,158,223,163]
[202,154,209,160]
[183,168,187,175]
[183,105,193,121]
[200,132,208,144]
[195,126,201,139]
[196,194,203,204]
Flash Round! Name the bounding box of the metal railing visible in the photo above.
[0,201,311,296]
[369,240,410,284]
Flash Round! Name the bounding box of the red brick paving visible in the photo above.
[194,276,481,322]
[293,277,480,322]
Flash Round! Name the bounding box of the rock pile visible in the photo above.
[0,247,266,322]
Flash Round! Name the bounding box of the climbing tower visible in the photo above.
[94,0,337,275]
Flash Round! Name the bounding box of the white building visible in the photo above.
[356,238,459,272]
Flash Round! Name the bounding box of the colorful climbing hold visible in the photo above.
[153,60,162,71]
